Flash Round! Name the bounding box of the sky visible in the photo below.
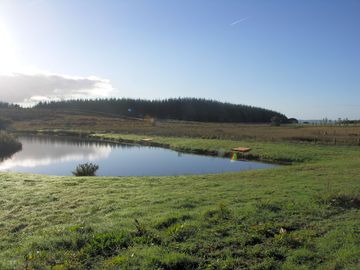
[0,0,359,119]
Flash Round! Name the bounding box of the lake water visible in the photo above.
[0,135,275,176]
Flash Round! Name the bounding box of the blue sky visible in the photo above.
[0,0,359,119]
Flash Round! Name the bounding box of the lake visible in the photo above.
[0,135,275,176]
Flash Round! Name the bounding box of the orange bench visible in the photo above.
[231,147,252,152]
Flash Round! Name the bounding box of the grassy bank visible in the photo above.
[91,133,359,164]
[0,135,359,269]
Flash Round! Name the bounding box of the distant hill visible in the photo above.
[34,98,287,123]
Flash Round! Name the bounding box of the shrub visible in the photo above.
[72,163,99,176]
[270,116,282,126]
[0,117,12,130]
[0,132,22,159]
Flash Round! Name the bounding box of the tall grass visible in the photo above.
[5,107,360,145]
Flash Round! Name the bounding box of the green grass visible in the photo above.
[92,133,360,163]
[0,134,359,269]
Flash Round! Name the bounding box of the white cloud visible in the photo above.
[0,71,117,106]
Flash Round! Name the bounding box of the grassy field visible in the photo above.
[0,134,359,269]
[3,108,360,145]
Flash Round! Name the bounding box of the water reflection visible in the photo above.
[0,135,276,176]
[0,136,111,171]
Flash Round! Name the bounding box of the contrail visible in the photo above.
[230,16,250,26]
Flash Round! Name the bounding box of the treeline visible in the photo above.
[338,119,360,125]
[35,98,287,123]
[0,102,19,109]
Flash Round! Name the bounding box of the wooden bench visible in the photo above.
[231,147,252,153]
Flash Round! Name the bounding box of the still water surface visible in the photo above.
[0,136,275,176]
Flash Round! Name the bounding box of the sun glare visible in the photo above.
[0,23,17,73]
